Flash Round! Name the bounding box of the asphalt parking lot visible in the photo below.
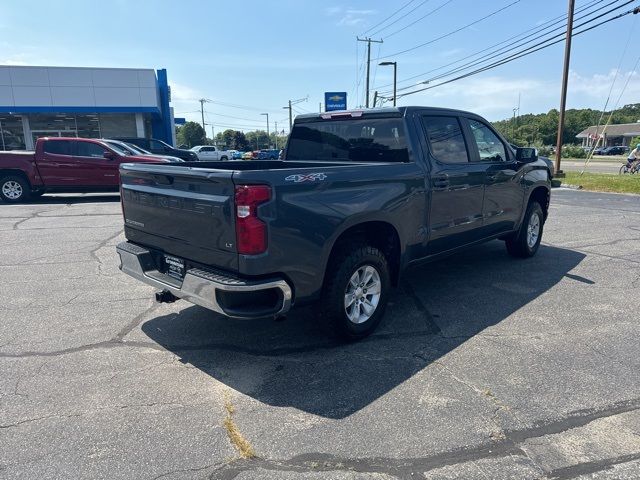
[1,189,639,479]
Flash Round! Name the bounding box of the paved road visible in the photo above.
[561,160,626,175]
[1,190,639,479]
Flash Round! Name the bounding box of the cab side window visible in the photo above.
[421,116,469,164]
[76,142,108,158]
[467,119,507,162]
[43,140,74,156]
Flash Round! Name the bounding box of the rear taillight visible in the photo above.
[235,185,271,255]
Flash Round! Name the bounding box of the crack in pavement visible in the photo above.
[210,399,640,479]
[0,302,162,359]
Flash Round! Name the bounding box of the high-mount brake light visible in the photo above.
[234,185,271,255]
[320,111,364,120]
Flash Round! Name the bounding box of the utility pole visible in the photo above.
[275,121,278,150]
[372,91,378,108]
[379,61,397,106]
[554,0,575,178]
[319,102,322,113]
[357,37,383,108]
[282,96,308,132]
[199,98,211,131]
[260,113,269,148]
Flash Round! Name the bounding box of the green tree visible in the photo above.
[176,121,206,148]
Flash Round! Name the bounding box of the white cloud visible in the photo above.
[396,67,640,121]
[327,6,377,27]
[169,82,202,102]
[568,69,640,108]
[405,75,549,120]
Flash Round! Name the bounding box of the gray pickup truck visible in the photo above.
[116,107,550,339]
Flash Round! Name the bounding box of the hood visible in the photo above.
[125,155,171,163]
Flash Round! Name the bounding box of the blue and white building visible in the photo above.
[0,66,174,150]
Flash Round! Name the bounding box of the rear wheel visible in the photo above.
[619,164,630,175]
[0,175,31,203]
[220,156,228,161]
[322,245,390,340]
[506,201,544,258]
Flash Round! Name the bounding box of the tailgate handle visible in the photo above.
[153,174,174,185]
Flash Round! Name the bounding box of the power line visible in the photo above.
[383,0,457,39]
[368,0,433,37]
[382,0,624,96]
[373,0,605,92]
[395,4,639,99]
[377,0,522,60]
[360,0,418,36]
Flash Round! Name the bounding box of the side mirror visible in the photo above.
[103,151,117,160]
[516,147,538,163]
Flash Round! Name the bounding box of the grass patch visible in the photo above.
[562,172,640,194]
[223,393,256,459]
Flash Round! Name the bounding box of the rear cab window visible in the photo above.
[43,140,75,156]
[286,117,409,162]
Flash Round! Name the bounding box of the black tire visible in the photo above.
[619,165,629,175]
[322,245,390,340]
[506,201,544,258]
[0,175,31,203]
[220,156,228,161]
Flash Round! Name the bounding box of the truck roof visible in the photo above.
[294,106,484,123]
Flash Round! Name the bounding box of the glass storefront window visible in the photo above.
[0,113,146,150]
[0,115,26,150]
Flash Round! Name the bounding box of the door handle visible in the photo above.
[432,175,450,189]
[487,174,498,182]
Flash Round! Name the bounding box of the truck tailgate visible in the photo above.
[119,163,238,271]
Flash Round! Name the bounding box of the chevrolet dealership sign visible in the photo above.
[324,92,347,111]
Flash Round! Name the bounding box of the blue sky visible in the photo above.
[1,0,639,133]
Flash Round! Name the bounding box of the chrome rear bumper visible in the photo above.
[116,241,292,319]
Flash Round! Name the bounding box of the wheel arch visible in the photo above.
[527,184,550,221]
[322,220,403,289]
[0,169,33,189]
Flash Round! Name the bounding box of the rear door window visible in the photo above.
[421,116,469,164]
[286,118,409,162]
[43,140,74,156]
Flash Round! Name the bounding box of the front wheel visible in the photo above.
[506,201,544,258]
[322,245,390,340]
[0,175,31,203]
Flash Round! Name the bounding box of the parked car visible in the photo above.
[231,150,244,160]
[0,137,171,202]
[116,106,551,339]
[242,151,258,160]
[103,139,183,163]
[602,146,628,156]
[190,145,231,161]
[257,149,280,160]
[593,146,608,155]
[113,137,198,162]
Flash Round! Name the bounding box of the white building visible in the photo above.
[0,66,174,151]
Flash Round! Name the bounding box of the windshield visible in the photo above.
[286,118,409,162]
[123,142,151,155]
[103,141,130,156]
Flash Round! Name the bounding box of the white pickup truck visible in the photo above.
[190,145,231,161]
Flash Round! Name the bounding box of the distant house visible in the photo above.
[576,122,640,148]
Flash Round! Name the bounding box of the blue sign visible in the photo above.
[324,92,347,112]
[174,117,186,125]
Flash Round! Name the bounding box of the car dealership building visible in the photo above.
[0,66,175,151]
